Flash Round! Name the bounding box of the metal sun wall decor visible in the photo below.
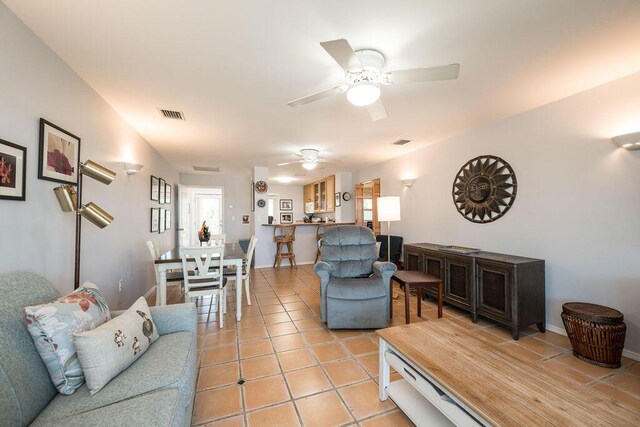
[452,155,517,224]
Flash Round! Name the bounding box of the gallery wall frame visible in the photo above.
[38,118,80,185]
[150,175,159,201]
[0,138,27,201]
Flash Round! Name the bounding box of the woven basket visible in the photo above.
[561,302,626,368]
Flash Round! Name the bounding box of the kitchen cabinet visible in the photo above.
[303,175,335,214]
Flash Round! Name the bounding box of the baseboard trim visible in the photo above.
[254,262,315,269]
[545,323,639,362]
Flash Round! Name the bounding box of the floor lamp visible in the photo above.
[377,196,401,263]
[53,160,116,289]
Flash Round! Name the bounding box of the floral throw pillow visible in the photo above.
[24,282,110,395]
[73,297,159,395]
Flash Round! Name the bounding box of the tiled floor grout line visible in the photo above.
[159,266,639,426]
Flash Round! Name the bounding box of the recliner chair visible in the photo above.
[314,226,397,329]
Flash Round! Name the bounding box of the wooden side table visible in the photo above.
[391,270,443,324]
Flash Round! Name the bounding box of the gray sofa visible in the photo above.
[314,226,397,329]
[0,272,197,427]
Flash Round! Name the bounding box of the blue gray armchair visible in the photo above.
[314,226,397,329]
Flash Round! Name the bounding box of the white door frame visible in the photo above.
[178,186,224,247]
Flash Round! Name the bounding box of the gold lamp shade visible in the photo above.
[81,160,116,185]
[53,185,78,212]
[80,202,114,228]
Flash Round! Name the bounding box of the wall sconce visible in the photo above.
[401,179,415,188]
[611,132,640,151]
[53,159,116,288]
[124,161,144,175]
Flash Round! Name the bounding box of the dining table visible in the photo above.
[155,243,245,321]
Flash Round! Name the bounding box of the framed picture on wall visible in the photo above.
[165,182,171,204]
[279,199,293,211]
[38,118,80,185]
[165,210,171,230]
[280,213,293,224]
[150,208,159,232]
[150,176,160,201]
[159,178,166,204]
[335,192,341,207]
[0,139,27,201]
[159,208,166,233]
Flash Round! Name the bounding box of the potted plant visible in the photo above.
[198,221,211,243]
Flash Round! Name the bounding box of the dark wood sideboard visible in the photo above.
[404,243,545,339]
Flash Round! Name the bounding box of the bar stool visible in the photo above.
[314,225,326,263]
[273,225,297,268]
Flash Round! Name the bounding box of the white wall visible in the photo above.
[179,173,252,244]
[355,72,640,354]
[0,3,178,308]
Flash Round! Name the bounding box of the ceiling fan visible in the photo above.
[288,38,460,121]
[277,149,329,170]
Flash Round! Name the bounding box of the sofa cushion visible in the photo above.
[32,330,196,425]
[326,278,388,300]
[0,272,61,426]
[23,282,110,395]
[32,388,184,427]
[73,297,158,394]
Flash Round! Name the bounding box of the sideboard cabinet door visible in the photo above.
[404,251,424,272]
[445,255,474,310]
[476,260,512,322]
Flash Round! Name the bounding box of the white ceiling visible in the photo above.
[5,0,640,183]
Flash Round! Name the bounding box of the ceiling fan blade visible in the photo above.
[386,63,460,84]
[277,161,299,166]
[320,39,363,72]
[367,97,388,121]
[287,85,347,107]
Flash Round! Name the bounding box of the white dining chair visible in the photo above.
[146,240,183,303]
[225,236,258,305]
[180,245,228,327]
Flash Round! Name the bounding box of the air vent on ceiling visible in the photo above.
[159,109,185,120]
[193,166,220,172]
[392,139,411,146]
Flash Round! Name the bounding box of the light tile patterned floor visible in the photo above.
[148,265,640,427]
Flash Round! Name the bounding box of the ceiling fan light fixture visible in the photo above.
[347,83,380,106]
[302,161,317,170]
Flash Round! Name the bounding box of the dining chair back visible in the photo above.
[146,240,183,303]
[224,236,258,305]
[180,245,227,326]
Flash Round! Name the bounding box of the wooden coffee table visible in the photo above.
[391,270,443,323]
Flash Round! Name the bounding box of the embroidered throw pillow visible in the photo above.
[73,297,159,395]
[24,282,110,395]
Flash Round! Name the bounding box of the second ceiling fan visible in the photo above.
[288,38,460,121]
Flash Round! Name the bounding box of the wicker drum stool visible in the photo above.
[561,302,626,368]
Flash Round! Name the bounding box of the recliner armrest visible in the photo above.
[373,261,397,281]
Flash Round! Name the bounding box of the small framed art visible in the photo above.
[150,176,159,201]
[159,208,166,233]
[165,210,172,230]
[159,178,166,204]
[38,118,80,185]
[279,199,293,211]
[165,182,171,204]
[150,208,159,232]
[335,192,341,207]
[0,139,27,201]
[280,213,293,224]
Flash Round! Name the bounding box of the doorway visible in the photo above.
[178,186,224,247]
[356,178,380,235]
